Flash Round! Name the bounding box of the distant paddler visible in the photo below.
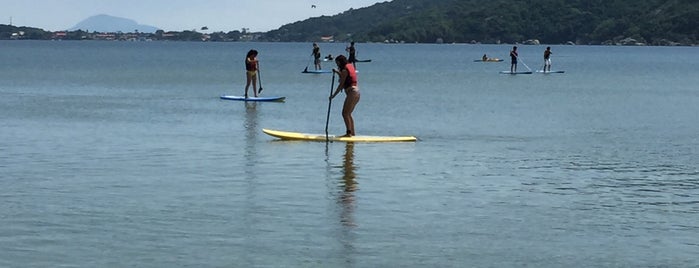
[244,49,259,98]
[510,46,518,73]
[312,43,322,70]
[543,47,552,72]
[346,41,357,67]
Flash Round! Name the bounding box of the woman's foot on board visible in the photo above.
[339,130,354,137]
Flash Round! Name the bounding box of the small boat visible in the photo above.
[474,58,503,62]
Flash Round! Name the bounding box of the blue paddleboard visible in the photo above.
[536,70,565,74]
[499,71,533,74]
[302,69,332,74]
[220,95,285,102]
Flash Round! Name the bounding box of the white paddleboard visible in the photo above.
[220,95,285,102]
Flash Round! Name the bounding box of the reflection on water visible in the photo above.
[242,102,258,266]
[340,142,357,227]
[244,102,258,165]
[335,142,358,267]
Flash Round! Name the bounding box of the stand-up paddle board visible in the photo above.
[302,69,332,74]
[499,71,533,74]
[220,95,285,102]
[474,59,503,62]
[324,59,371,63]
[536,70,565,73]
[303,69,359,74]
[262,129,417,142]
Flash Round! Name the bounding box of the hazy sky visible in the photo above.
[2,0,388,32]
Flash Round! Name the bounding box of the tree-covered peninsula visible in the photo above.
[266,0,698,45]
[2,0,697,46]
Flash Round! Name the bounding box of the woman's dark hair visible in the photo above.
[246,49,258,59]
[335,55,348,67]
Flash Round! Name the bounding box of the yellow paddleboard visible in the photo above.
[262,129,417,142]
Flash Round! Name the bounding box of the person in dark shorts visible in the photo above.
[510,46,518,73]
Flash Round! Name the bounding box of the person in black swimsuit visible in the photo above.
[510,46,518,73]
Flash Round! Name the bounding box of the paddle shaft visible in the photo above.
[305,55,312,71]
[325,73,335,142]
[517,55,533,71]
[257,63,263,94]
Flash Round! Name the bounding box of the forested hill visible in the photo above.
[264,0,698,45]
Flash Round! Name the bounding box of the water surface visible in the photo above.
[1,41,698,267]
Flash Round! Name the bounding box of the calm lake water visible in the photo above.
[1,40,698,267]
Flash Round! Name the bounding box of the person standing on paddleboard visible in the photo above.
[244,49,259,98]
[330,55,360,137]
[312,43,322,70]
[346,42,357,68]
[543,47,552,72]
[510,46,518,73]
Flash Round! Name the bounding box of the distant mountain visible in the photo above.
[69,14,160,33]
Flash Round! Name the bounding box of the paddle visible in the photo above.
[517,56,533,72]
[303,55,312,73]
[325,73,335,142]
[257,63,263,94]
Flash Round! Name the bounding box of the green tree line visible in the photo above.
[265,0,698,45]
[0,25,52,39]
[3,0,696,45]
[0,24,254,42]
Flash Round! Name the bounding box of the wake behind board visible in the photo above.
[499,71,533,74]
[262,129,417,142]
[536,70,565,74]
[220,95,285,102]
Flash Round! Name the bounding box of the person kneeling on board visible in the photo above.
[330,55,360,137]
